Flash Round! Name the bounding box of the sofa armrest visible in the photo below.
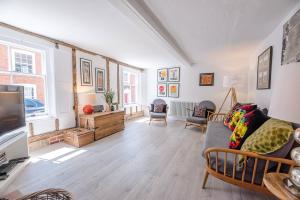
[204,147,295,186]
[208,113,227,121]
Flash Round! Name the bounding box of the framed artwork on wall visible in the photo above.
[168,67,180,82]
[80,58,93,86]
[95,68,105,93]
[257,46,272,90]
[199,73,214,86]
[157,83,167,97]
[281,9,300,65]
[168,83,179,98]
[157,68,168,82]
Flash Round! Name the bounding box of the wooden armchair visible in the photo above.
[185,100,216,132]
[149,99,168,125]
[202,113,296,194]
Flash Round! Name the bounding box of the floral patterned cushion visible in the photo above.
[229,109,269,149]
[193,105,206,118]
[154,104,164,113]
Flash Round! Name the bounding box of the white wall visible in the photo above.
[146,64,248,113]
[248,3,300,109]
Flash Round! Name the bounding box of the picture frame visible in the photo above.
[199,73,214,86]
[168,83,179,98]
[80,58,93,86]
[157,68,168,82]
[157,83,167,97]
[168,67,180,82]
[257,46,272,90]
[281,9,300,65]
[95,68,105,93]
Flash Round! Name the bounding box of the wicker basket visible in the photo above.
[17,189,72,200]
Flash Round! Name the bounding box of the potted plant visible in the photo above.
[103,89,115,111]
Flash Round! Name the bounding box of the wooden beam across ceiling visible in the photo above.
[0,21,144,71]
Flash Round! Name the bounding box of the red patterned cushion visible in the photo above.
[154,104,164,113]
[194,105,206,117]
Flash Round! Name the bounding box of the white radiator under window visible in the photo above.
[169,101,199,118]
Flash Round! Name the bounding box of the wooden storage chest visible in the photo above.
[64,128,94,147]
[79,110,125,141]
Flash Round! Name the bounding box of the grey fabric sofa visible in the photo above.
[201,115,296,194]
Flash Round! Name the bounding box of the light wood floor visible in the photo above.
[5,118,274,199]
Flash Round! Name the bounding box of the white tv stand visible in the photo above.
[0,128,29,194]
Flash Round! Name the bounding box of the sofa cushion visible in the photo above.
[186,116,207,124]
[224,103,242,127]
[229,109,269,149]
[241,118,293,155]
[150,112,166,118]
[202,121,232,157]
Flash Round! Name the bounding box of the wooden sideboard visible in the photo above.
[79,110,125,141]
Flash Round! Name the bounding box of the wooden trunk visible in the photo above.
[79,111,125,141]
[64,128,94,148]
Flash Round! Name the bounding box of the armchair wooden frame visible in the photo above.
[184,108,214,132]
[202,113,296,194]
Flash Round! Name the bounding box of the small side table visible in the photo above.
[263,173,299,200]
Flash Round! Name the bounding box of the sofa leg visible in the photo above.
[202,170,209,189]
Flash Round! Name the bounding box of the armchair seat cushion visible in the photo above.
[150,112,167,118]
[186,117,207,124]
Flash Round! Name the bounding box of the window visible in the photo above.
[0,41,47,117]
[123,71,138,105]
[12,49,35,74]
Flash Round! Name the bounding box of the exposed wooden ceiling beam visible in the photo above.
[0,21,144,71]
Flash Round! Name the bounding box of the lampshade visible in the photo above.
[78,93,96,106]
[268,62,300,124]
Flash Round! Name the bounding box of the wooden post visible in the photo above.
[72,48,79,127]
[117,63,120,110]
[106,58,110,90]
[55,118,59,131]
[28,122,34,136]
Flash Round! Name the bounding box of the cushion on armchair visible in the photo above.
[154,104,164,113]
[193,105,206,117]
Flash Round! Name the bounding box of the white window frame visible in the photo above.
[21,83,37,99]
[11,48,36,74]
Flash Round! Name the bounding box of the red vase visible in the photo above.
[83,105,94,115]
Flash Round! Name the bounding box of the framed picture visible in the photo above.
[199,73,214,86]
[95,68,105,93]
[168,83,179,98]
[80,58,93,86]
[281,9,300,65]
[257,46,272,90]
[157,83,167,97]
[168,67,180,82]
[157,68,168,82]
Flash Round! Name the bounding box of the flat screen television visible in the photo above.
[0,85,25,136]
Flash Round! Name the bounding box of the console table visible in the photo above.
[79,111,125,141]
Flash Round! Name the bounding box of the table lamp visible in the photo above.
[268,62,300,196]
[78,93,96,114]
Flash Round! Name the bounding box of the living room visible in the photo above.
[1,0,300,199]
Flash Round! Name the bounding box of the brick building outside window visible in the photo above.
[0,41,46,116]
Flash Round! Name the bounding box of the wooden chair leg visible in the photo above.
[202,170,209,189]
[149,118,151,125]
[184,123,188,128]
[165,118,167,126]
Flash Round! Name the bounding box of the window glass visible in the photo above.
[123,70,138,105]
[0,41,47,117]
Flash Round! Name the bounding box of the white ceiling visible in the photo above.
[0,0,299,69]
[0,0,180,68]
[143,0,299,68]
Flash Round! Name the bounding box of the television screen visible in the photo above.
[0,85,25,136]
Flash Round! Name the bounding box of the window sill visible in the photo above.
[26,114,53,122]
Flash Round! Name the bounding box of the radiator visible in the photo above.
[169,101,199,118]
